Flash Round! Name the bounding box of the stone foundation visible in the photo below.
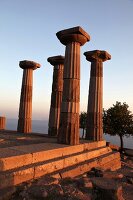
[0,136,121,189]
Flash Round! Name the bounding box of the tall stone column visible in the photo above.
[17,60,41,133]
[0,117,6,130]
[84,50,111,141]
[48,55,64,136]
[56,26,90,145]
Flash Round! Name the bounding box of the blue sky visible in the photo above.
[0,0,133,120]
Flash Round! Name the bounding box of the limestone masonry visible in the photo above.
[48,55,64,136]
[0,117,6,130]
[56,26,90,145]
[0,26,122,199]
[17,60,41,133]
[84,50,111,141]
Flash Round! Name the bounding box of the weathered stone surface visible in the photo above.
[61,177,92,200]
[17,60,40,133]
[48,55,64,136]
[28,185,48,198]
[88,167,123,179]
[0,133,121,190]
[62,79,80,102]
[91,177,124,200]
[0,140,107,172]
[59,152,121,179]
[76,177,93,189]
[57,26,90,145]
[84,50,111,141]
[0,167,34,189]
[37,176,59,186]
[9,166,133,200]
[106,142,120,151]
[56,26,90,45]
[34,147,111,179]
[84,50,111,62]
[102,171,123,179]
[0,150,33,171]
[58,112,79,145]
[88,167,104,177]
[0,116,6,130]
[19,60,40,70]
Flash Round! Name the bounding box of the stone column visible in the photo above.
[0,116,6,130]
[84,50,111,141]
[48,55,64,136]
[17,60,41,133]
[56,26,90,145]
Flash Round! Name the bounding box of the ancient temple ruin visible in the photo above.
[0,26,121,198]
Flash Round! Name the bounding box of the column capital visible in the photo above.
[84,50,111,62]
[56,26,90,46]
[19,60,41,70]
[47,55,64,66]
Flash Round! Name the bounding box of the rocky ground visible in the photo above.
[8,151,133,200]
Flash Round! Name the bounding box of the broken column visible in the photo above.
[17,60,41,133]
[56,26,90,145]
[48,55,64,136]
[0,116,6,130]
[84,50,111,140]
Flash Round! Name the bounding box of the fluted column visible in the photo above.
[84,50,111,141]
[0,116,6,130]
[56,26,90,145]
[17,60,41,133]
[48,55,64,136]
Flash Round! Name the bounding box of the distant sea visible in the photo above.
[5,119,133,149]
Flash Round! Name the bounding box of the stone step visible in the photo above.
[0,140,106,171]
[0,146,112,189]
[34,146,112,179]
[0,150,121,190]
[58,151,121,179]
[0,147,112,188]
[0,146,110,175]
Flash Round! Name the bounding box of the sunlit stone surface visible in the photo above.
[0,116,6,130]
[56,26,90,145]
[48,55,64,136]
[17,60,41,133]
[84,50,111,141]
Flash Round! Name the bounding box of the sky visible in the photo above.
[0,0,133,120]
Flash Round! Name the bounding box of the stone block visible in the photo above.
[58,112,79,145]
[0,147,33,171]
[91,177,124,200]
[0,167,34,189]
[34,159,64,178]
[0,153,33,171]
[62,79,80,101]
[57,26,90,41]
[61,101,79,113]
[99,171,123,179]
[0,141,108,172]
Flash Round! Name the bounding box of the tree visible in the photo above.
[103,101,133,151]
[79,112,87,138]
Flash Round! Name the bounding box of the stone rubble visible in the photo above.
[9,155,133,200]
